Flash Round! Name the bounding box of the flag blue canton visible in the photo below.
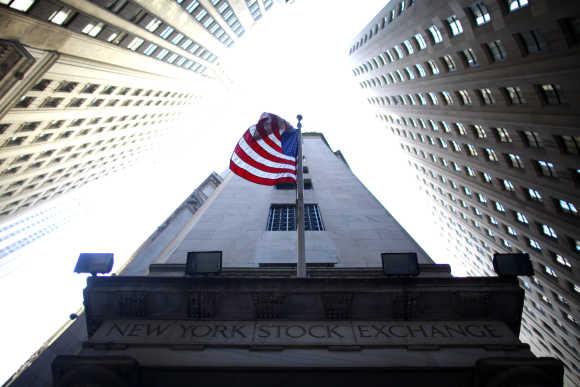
[281,128,299,158]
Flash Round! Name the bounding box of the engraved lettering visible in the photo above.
[308,325,325,339]
[286,325,307,339]
[357,325,372,338]
[106,322,130,337]
[232,325,247,338]
[327,325,344,338]
[212,325,228,338]
[128,323,145,337]
[444,324,467,337]
[146,323,171,337]
[388,325,409,338]
[191,325,212,337]
[484,324,502,338]
[465,325,486,337]
[430,325,448,338]
[257,325,271,338]
[372,324,390,338]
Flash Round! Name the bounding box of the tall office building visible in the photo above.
[349,1,579,385]
[8,133,565,386]
[0,0,282,221]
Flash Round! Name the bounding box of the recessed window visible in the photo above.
[479,88,495,105]
[15,96,34,108]
[428,25,443,43]
[527,188,542,202]
[518,30,547,54]
[521,130,541,148]
[457,89,471,105]
[471,2,491,25]
[495,127,512,142]
[507,153,524,169]
[427,60,440,75]
[508,0,529,12]
[486,40,507,61]
[528,238,542,251]
[461,48,479,67]
[495,201,506,213]
[402,40,414,55]
[127,37,144,51]
[557,199,577,215]
[505,86,526,104]
[540,224,558,239]
[82,22,104,37]
[31,79,51,91]
[145,18,162,32]
[143,43,158,56]
[473,124,487,139]
[40,97,63,108]
[557,135,580,154]
[502,179,515,191]
[447,15,463,36]
[266,204,324,231]
[539,84,564,105]
[442,55,456,72]
[543,264,557,278]
[536,160,556,177]
[553,253,572,269]
[515,211,528,224]
[465,144,478,157]
[414,33,427,49]
[48,7,74,25]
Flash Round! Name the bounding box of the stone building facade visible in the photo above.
[348,1,579,385]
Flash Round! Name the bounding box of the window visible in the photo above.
[40,97,63,108]
[518,30,547,54]
[415,63,427,77]
[266,204,323,231]
[461,48,478,67]
[143,43,157,56]
[505,86,526,104]
[428,25,443,43]
[539,84,564,105]
[506,226,518,237]
[402,39,414,55]
[466,144,478,157]
[414,33,427,49]
[553,253,572,269]
[486,40,507,61]
[529,238,542,251]
[457,89,471,105]
[515,211,528,224]
[540,224,558,239]
[522,131,541,148]
[145,18,162,32]
[507,153,524,168]
[502,179,515,191]
[394,45,404,59]
[471,2,491,25]
[4,0,35,11]
[473,125,486,139]
[485,148,499,161]
[127,37,144,51]
[15,96,34,108]
[427,60,439,75]
[82,22,104,37]
[508,0,529,12]
[495,127,512,142]
[441,91,453,105]
[479,88,495,104]
[447,15,463,36]
[527,188,542,202]
[537,160,556,177]
[558,135,580,154]
[481,172,493,183]
[456,122,467,135]
[557,199,577,215]
[442,55,456,71]
[48,7,74,25]
[495,201,506,213]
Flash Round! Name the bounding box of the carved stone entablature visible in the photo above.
[0,40,34,100]
[321,292,353,320]
[252,293,285,319]
[118,292,148,318]
[454,292,490,319]
[392,293,421,320]
[188,292,218,319]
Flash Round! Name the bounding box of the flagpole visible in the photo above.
[296,114,306,278]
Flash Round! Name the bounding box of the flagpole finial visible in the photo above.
[296,114,302,130]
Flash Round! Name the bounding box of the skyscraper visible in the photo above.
[349,1,579,385]
[8,133,565,386]
[0,0,282,220]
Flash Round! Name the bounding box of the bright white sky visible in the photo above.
[0,1,456,383]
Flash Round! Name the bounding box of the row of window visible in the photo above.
[350,0,530,56]
[349,0,415,54]
[172,0,233,47]
[406,147,580,258]
[3,0,210,74]
[369,83,565,109]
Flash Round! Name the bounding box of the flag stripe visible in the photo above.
[230,113,298,186]
[234,145,295,174]
[243,131,295,165]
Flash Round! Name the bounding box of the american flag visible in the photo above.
[229,112,299,185]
